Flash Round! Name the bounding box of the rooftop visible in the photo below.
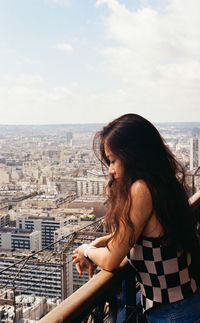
[0,227,33,234]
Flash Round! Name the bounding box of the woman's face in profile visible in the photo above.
[104,144,124,180]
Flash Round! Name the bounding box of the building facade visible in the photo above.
[0,228,40,251]
[0,256,61,298]
[16,215,68,249]
[76,177,105,196]
[190,135,200,170]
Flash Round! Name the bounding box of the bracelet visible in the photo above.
[84,245,96,264]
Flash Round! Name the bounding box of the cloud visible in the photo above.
[0,83,73,124]
[4,74,44,85]
[44,0,71,7]
[0,78,199,124]
[95,0,200,121]
[55,42,73,52]
[48,87,72,100]
[71,82,79,88]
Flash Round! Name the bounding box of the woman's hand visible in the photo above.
[72,243,88,268]
[72,244,97,277]
[73,257,97,277]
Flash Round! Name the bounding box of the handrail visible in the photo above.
[189,190,200,210]
[39,191,200,323]
[39,259,129,323]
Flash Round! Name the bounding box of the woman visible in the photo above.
[72,114,200,322]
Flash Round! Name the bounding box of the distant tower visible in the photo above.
[190,135,200,170]
[66,132,73,146]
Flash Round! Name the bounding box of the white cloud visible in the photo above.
[48,87,72,100]
[95,0,200,121]
[0,78,199,124]
[4,74,44,85]
[0,83,74,124]
[55,42,73,52]
[71,82,79,88]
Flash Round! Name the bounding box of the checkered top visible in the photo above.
[127,235,198,312]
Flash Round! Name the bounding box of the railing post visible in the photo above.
[124,264,137,322]
[13,282,17,323]
[192,174,195,195]
[61,251,67,300]
[61,232,78,300]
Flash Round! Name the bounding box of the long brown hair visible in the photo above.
[93,114,198,253]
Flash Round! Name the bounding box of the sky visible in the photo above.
[0,0,200,124]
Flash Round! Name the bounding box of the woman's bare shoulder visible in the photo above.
[129,180,153,238]
[130,179,152,214]
[130,179,151,197]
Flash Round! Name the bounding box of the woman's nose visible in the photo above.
[108,165,115,175]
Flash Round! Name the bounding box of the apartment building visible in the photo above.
[76,177,105,196]
[54,225,92,298]
[16,215,68,249]
[0,214,10,227]
[0,228,40,251]
[0,254,61,299]
[190,135,200,170]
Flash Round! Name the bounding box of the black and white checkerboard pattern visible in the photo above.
[128,235,197,312]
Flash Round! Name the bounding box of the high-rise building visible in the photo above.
[76,177,105,196]
[190,135,200,170]
[66,132,73,146]
[54,223,101,298]
[0,214,10,227]
[16,215,68,249]
[0,255,61,298]
[0,228,40,251]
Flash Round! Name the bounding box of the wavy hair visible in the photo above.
[93,114,198,254]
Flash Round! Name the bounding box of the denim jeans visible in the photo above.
[146,289,200,323]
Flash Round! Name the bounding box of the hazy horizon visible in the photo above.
[0,121,200,127]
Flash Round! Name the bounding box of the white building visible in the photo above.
[0,228,41,251]
[54,225,93,298]
[0,290,56,322]
[0,170,10,184]
[16,214,68,249]
[76,177,105,196]
[190,135,200,170]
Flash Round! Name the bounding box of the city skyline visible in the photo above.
[0,0,200,124]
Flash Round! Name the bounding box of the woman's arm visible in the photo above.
[73,180,153,271]
[72,234,112,277]
[90,234,113,248]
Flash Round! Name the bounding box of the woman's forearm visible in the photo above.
[85,245,127,271]
[73,233,130,271]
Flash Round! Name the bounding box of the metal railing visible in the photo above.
[186,168,200,195]
[39,259,142,323]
